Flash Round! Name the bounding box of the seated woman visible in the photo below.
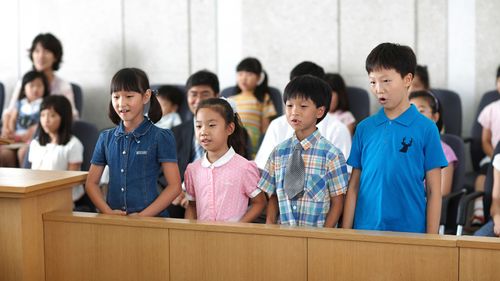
[4,33,78,119]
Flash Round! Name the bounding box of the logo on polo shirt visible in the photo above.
[399,137,413,153]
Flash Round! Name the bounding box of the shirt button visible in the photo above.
[126,136,128,138]
[137,140,141,143]
[121,188,125,192]
[121,169,124,173]
[292,205,297,210]
[122,151,126,154]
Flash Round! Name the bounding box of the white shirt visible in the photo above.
[155,112,182,130]
[493,154,500,171]
[29,135,84,201]
[254,113,352,170]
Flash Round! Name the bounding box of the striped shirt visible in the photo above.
[258,129,348,227]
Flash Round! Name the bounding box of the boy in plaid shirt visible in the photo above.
[258,75,349,227]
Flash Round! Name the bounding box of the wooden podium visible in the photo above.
[0,168,87,281]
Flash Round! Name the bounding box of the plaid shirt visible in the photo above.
[258,129,348,227]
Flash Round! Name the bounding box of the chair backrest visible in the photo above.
[441,133,466,194]
[220,86,284,116]
[0,82,5,118]
[483,142,500,221]
[71,83,83,118]
[72,120,100,171]
[151,84,191,122]
[432,88,462,136]
[469,90,500,171]
[346,86,370,123]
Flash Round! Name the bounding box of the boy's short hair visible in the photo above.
[185,70,219,94]
[283,75,331,124]
[156,85,184,107]
[289,61,325,80]
[496,65,500,79]
[415,65,430,89]
[365,42,416,78]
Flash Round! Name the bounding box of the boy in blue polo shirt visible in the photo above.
[342,43,448,233]
[259,75,349,227]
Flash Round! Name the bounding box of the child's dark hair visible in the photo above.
[415,65,430,89]
[18,70,50,101]
[108,68,162,125]
[365,42,417,78]
[156,85,184,108]
[195,98,247,157]
[496,65,500,79]
[186,70,220,94]
[289,61,325,80]
[38,95,73,146]
[324,73,349,111]
[409,90,443,131]
[29,33,63,71]
[283,75,331,124]
[236,57,269,103]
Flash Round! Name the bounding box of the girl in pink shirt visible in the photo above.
[184,98,266,222]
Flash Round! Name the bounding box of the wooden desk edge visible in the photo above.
[0,172,87,197]
[44,211,458,247]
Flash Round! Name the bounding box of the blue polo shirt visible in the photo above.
[91,118,177,217]
[347,105,447,233]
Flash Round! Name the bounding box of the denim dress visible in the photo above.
[91,118,177,217]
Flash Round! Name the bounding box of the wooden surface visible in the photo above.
[0,169,87,281]
[43,212,487,281]
[459,236,500,280]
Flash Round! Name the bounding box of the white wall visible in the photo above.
[0,0,498,132]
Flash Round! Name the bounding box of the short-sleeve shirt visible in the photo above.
[441,140,458,167]
[91,118,177,216]
[259,129,349,227]
[347,105,448,233]
[478,99,500,149]
[184,147,261,222]
[15,98,42,133]
[493,154,500,170]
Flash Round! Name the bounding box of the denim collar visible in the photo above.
[291,128,321,151]
[201,147,236,168]
[114,117,153,140]
[374,104,418,127]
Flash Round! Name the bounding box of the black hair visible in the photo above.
[415,65,430,89]
[156,85,184,107]
[37,95,73,146]
[186,70,220,94]
[283,75,331,124]
[324,73,349,111]
[235,57,269,103]
[108,68,161,125]
[18,70,50,101]
[365,42,416,78]
[29,33,63,71]
[496,65,500,79]
[289,61,325,80]
[195,98,247,158]
[409,90,443,131]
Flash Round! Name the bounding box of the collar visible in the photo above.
[291,128,321,151]
[374,104,419,127]
[201,147,236,168]
[114,117,153,139]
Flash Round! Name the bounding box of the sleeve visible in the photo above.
[67,136,84,164]
[326,150,349,197]
[477,103,492,130]
[442,142,458,165]
[242,161,262,198]
[346,125,362,169]
[262,94,277,119]
[90,131,108,166]
[6,80,22,112]
[184,163,196,201]
[493,154,500,170]
[327,120,352,161]
[28,139,39,164]
[157,128,177,163]
[424,125,449,171]
[257,148,277,195]
[254,119,279,169]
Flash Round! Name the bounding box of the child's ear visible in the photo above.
[404,73,413,88]
[315,106,326,119]
[432,111,440,123]
[143,89,152,104]
[226,122,235,135]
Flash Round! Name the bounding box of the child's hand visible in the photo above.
[180,195,189,209]
[107,209,127,216]
[172,192,185,206]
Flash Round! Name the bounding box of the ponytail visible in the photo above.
[147,90,162,123]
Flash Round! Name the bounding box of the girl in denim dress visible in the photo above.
[86,68,181,217]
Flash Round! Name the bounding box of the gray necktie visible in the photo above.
[284,143,305,199]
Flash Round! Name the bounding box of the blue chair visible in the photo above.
[432,88,462,136]
[220,86,284,116]
[71,83,83,118]
[150,84,191,122]
[346,86,370,123]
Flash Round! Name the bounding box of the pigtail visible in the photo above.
[229,112,249,159]
[253,70,269,103]
[147,90,162,123]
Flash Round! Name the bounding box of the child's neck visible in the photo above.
[241,90,254,96]
[49,133,58,144]
[123,115,144,133]
[295,127,317,142]
[384,99,411,120]
[206,145,230,164]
